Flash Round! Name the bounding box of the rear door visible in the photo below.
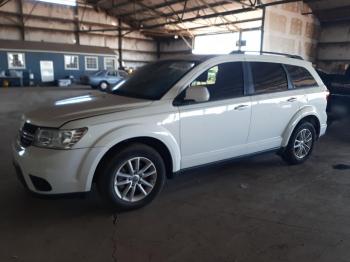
[247,61,302,152]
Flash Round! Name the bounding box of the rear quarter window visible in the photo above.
[285,65,318,88]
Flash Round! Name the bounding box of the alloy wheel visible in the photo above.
[293,128,313,159]
[114,157,157,202]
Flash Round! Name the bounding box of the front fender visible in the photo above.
[281,106,321,147]
[81,124,181,191]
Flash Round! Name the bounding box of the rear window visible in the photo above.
[285,65,318,88]
[251,62,288,94]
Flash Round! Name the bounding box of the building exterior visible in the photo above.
[0,39,117,85]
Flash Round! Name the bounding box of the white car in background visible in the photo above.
[13,53,328,210]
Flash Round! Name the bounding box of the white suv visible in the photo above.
[13,53,328,209]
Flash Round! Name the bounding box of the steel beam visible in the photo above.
[169,17,262,33]
[143,0,301,29]
[118,0,187,17]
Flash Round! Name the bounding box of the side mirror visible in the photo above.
[185,85,210,103]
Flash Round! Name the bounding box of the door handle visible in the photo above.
[287,97,297,102]
[234,104,249,111]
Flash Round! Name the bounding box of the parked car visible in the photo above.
[317,69,350,121]
[80,70,129,91]
[13,53,328,210]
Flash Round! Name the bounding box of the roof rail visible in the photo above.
[230,50,304,60]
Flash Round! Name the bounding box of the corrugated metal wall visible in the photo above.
[0,0,191,69]
[317,22,350,73]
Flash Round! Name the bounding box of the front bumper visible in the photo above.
[12,142,104,195]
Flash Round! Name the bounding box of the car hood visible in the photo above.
[25,93,153,127]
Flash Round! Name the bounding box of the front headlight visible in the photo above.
[33,128,87,149]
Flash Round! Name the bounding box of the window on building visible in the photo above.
[104,57,117,70]
[189,62,244,101]
[285,65,318,88]
[64,55,79,70]
[8,52,25,69]
[251,62,288,94]
[85,56,98,70]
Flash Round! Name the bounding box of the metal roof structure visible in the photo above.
[304,0,350,24]
[81,0,350,38]
[83,0,302,37]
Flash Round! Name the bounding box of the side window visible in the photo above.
[191,66,218,87]
[251,62,288,94]
[107,71,116,76]
[189,62,244,101]
[285,65,318,88]
[118,71,129,78]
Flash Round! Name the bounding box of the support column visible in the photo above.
[260,6,266,53]
[156,39,161,59]
[18,0,25,41]
[74,4,80,45]
[238,30,242,51]
[118,18,124,69]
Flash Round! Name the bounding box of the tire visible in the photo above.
[99,81,109,91]
[97,143,166,210]
[281,121,316,165]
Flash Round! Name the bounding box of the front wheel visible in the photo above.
[97,143,166,210]
[281,122,316,165]
[99,81,109,91]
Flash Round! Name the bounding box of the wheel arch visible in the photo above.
[282,107,321,147]
[300,115,320,137]
[92,136,175,185]
[99,81,109,88]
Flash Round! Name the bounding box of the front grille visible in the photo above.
[19,123,38,147]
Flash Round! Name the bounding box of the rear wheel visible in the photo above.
[97,143,166,210]
[281,121,316,165]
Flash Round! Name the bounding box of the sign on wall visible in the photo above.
[40,61,54,82]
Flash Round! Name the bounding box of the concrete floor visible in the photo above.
[1,86,350,262]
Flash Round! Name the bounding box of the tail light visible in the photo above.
[325,90,330,101]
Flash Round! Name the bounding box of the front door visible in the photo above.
[177,62,252,169]
[40,61,54,82]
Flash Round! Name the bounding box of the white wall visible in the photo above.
[263,1,320,62]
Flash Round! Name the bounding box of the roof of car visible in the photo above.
[162,53,306,64]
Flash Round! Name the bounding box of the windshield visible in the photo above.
[112,60,196,100]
